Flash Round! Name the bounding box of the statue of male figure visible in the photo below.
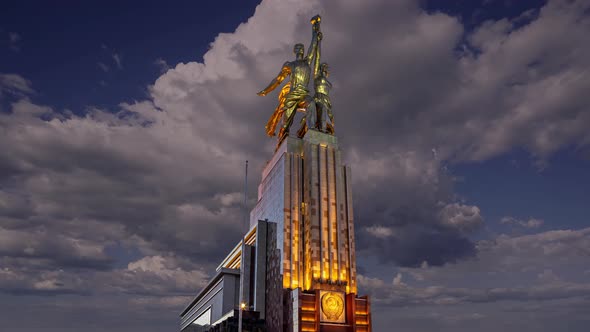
[257,15,321,146]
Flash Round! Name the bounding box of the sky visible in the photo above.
[1,0,589,331]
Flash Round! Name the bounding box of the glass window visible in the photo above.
[193,307,211,326]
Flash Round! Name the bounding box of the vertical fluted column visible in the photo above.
[344,166,357,294]
[283,154,292,288]
[335,150,348,284]
[319,145,330,281]
[305,142,321,283]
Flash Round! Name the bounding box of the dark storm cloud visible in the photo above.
[0,254,208,297]
[317,0,589,266]
[363,226,477,267]
[363,275,590,307]
[359,228,590,308]
[351,150,482,266]
[1,0,589,331]
[0,228,114,269]
[0,95,244,301]
[1,97,247,264]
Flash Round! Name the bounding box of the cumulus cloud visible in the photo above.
[0,73,34,97]
[110,255,208,296]
[501,216,544,228]
[365,225,395,239]
[1,0,589,331]
[0,227,113,269]
[397,227,590,286]
[361,277,590,307]
[0,253,208,297]
[360,227,590,309]
[154,58,170,74]
[439,203,483,233]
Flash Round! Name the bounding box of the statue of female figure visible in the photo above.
[313,62,334,134]
[299,30,335,137]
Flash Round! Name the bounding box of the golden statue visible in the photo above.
[257,15,322,147]
[308,30,334,135]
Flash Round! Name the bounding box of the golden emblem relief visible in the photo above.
[320,291,344,322]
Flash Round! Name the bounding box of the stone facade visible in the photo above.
[250,130,358,295]
[181,130,371,332]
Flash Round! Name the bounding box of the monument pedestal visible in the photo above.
[180,130,371,332]
[249,130,368,331]
[250,130,356,295]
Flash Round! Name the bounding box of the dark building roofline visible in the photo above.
[179,267,240,317]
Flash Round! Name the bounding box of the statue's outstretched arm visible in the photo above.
[257,63,291,96]
[306,30,319,67]
[313,32,322,79]
[307,15,321,66]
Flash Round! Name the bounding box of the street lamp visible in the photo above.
[238,301,247,332]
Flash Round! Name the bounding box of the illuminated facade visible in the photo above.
[250,131,357,296]
[180,12,371,332]
[180,129,371,332]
